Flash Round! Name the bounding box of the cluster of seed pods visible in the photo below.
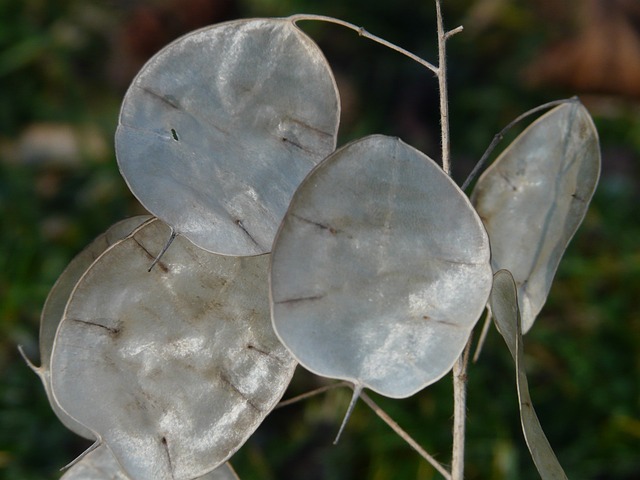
[28,15,599,480]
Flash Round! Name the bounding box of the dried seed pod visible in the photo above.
[472,101,600,332]
[51,219,296,480]
[271,135,492,399]
[116,18,340,256]
[21,216,151,439]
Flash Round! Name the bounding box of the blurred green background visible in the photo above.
[1,0,638,479]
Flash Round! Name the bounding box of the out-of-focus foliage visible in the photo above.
[1,1,639,479]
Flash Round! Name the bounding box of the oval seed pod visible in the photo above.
[20,216,151,439]
[472,101,600,332]
[270,135,492,399]
[51,219,296,480]
[116,17,340,256]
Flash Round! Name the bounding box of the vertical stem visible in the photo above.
[434,2,467,477]
[451,337,472,480]
[435,0,451,175]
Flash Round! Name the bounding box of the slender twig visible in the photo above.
[445,25,464,40]
[275,381,352,409]
[435,0,463,175]
[291,11,462,174]
[451,336,473,480]
[17,345,40,374]
[276,380,451,478]
[360,392,452,480]
[472,309,493,363]
[290,14,438,74]
[460,97,578,191]
[148,226,177,272]
[433,2,469,476]
[334,383,363,444]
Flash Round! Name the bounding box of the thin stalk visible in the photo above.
[433,2,468,476]
[148,227,177,272]
[451,337,473,480]
[472,309,493,363]
[460,97,578,191]
[292,10,462,174]
[276,381,451,478]
[275,381,351,409]
[290,14,438,74]
[361,392,452,480]
[435,0,463,175]
[334,383,362,444]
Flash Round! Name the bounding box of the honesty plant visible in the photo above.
[23,2,600,479]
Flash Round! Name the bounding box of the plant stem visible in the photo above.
[275,381,351,409]
[290,14,438,74]
[433,3,468,476]
[451,337,472,480]
[436,0,450,175]
[361,392,452,480]
[148,227,177,272]
[276,381,452,478]
[460,97,578,191]
[334,383,363,444]
[432,2,468,476]
[472,308,493,363]
[293,9,462,174]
